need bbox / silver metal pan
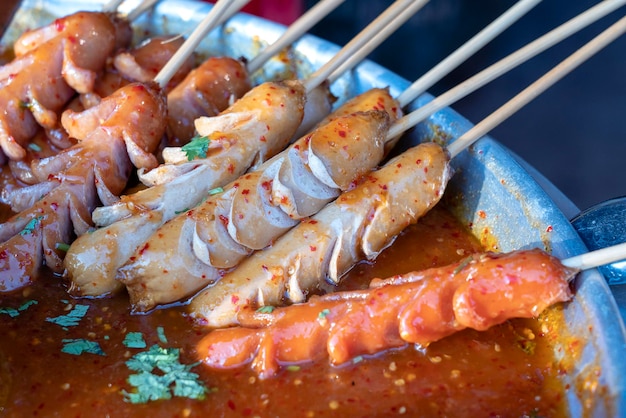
[3,0,626,415]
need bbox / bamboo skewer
[102,0,125,12]
[396,0,541,107]
[125,0,161,22]
[303,0,430,92]
[154,0,251,88]
[247,0,347,74]
[447,14,626,158]
[564,242,626,272]
[387,0,626,140]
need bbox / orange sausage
[196,249,575,378]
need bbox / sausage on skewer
[196,248,576,378]
[112,87,401,311]
[66,80,307,297]
[188,141,448,326]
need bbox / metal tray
[3,0,626,415]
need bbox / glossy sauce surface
[0,205,571,417]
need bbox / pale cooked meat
[188,142,452,327]
[117,108,394,312]
[65,80,307,297]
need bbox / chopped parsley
[28,143,42,152]
[46,304,89,329]
[157,326,168,344]
[256,305,275,314]
[61,339,105,356]
[181,135,210,160]
[286,365,301,372]
[55,242,70,252]
[20,216,43,235]
[123,332,147,349]
[0,300,38,318]
[208,187,224,196]
[121,345,208,404]
[318,308,331,319]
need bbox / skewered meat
[196,249,576,378]
[65,80,307,297]
[88,35,195,104]
[117,98,398,311]
[0,11,132,162]
[166,56,252,146]
[0,82,166,293]
[188,141,450,327]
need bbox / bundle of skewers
[1,0,625,380]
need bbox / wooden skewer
[302,0,430,93]
[324,0,431,85]
[102,0,125,12]
[396,0,541,108]
[563,242,626,271]
[386,0,626,140]
[246,0,347,74]
[154,0,251,88]
[447,14,626,158]
[125,0,161,22]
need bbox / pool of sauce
[0,205,572,417]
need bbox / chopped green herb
[121,345,208,404]
[123,332,147,349]
[181,135,210,160]
[318,308,331,319]
[286,365,301,372]
[208,187,223,196]
[28,143,42,152]
[174,208,190,215]
[55,242,70,252]
[0,307,19,318]
[0,300,37,318]
[157,326,168,344]
[46,304,89,329]
[256,305,275,314]
[20,216,43,235]
[19,300,38,311]
[61,339,105,356]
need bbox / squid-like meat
[0,11,132,162]
[1,34,191,206]
[117,93,400,312]
[188,142,450,327]
[65,80,306,297]
[196,249,576,378]
[0,82,166,293]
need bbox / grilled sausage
[196,249,576,378]
[65,80,306,297]
[117,107,395,311]
[188,142,451,327]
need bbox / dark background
[304,0,626,213]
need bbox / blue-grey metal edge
[4,0,626,415]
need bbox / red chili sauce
[0,205,573,417]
